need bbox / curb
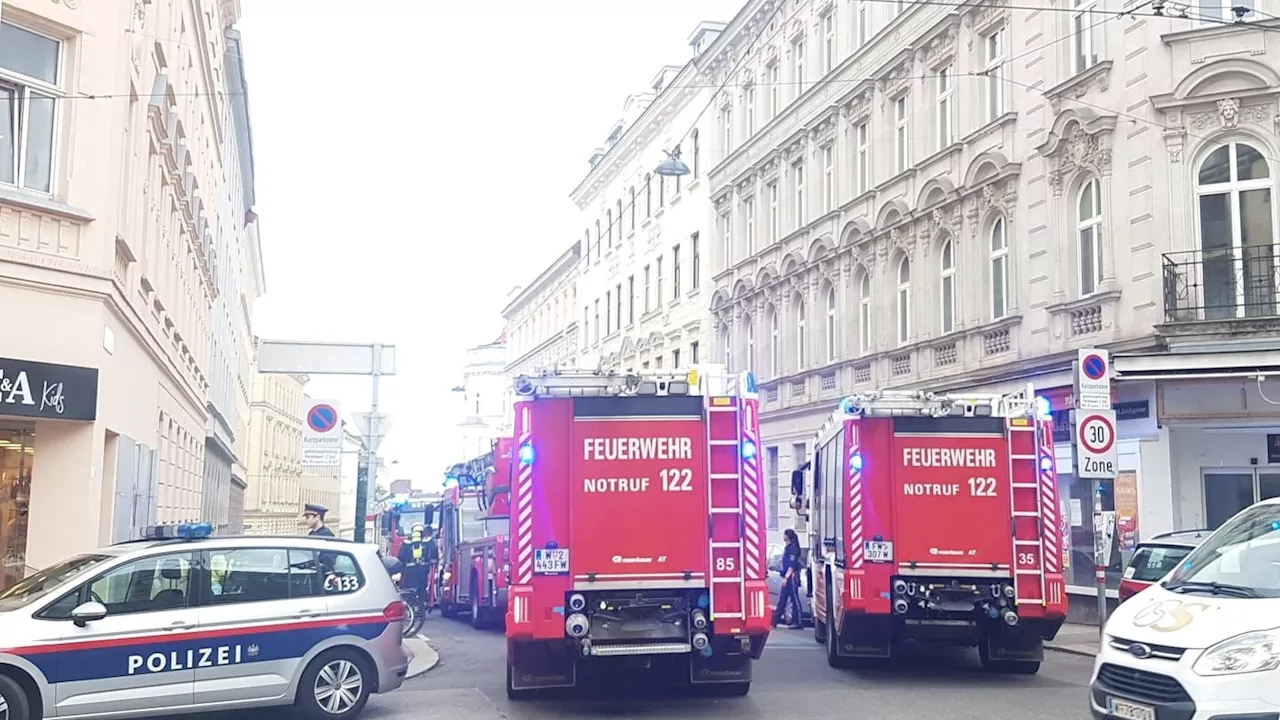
[1045,643,1098,659]
[405,636,440,678]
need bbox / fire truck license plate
[864,540,894,563]
[1106,698,1154,720]
[534,549,569,575]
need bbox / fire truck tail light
[518,442,535,466]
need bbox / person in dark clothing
[303,504,335,537]
[397,523,436,598]
[772,529,805,629]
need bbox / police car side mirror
[71,601,107,627]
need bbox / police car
[0,523,410,720]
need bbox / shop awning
[1115,348,1280,381]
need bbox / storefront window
[0,429,33,592]
[1062,468,1124,590]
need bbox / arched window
[796,297,808,368]
[629,187,636,229]
[1197,141,1274,319]
[744,315,755,372]
[606,210,614,247]
[617,199,624,235]
[825,287,838,361]
[769,307,780,376]
[896,257,911,346]
[644,174,653,217]
[858,274,872,355]
[721,325,732,371]
[1077,179,1103,296]
[940,239,956,334]
[990,218,1008,320]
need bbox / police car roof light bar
[513,365,757,400]
[139,522,215,541]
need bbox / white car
[1090,498,1280,720]
[0,524,410,720]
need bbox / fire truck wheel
[823,589,854,669]
[470,578,486,629]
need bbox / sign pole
[1074,348,1118,636]
[353,344,383,545]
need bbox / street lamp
[654,148,690,177]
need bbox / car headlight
[1193,631,1280,676]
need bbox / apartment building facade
[702,0,1280,605]
[501,241,581,415]
[0,0,241,575]
[573,23,728,375]
[453,337,508,462]
[244,370,307,535]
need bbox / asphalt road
[339,617,1097,720]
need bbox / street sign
[1077,410,1118,479]
[303,400,344,467]
[1075,348,1112,411]
[353,412,393,454]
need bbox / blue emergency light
[850,452,864,472]
[1040,456,1055,473]
[518,442,535,465]
[443,475,460,489]
[139,523,213,541]
[741,439,757,461]
[1034,395,1052,419]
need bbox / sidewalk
[1046,623,1103,657]
[405,635,440,678]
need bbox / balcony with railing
[1162,246,1280,336]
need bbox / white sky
[238,0,743,489]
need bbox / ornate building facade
[700,0,1280,606]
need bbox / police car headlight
[1193,631,1280,676]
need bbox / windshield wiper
[1162,580,1259,598]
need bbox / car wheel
[296,649,372,720]
[0,674,32,720]
[471,577,486,629]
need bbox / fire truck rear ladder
[1007,414,1048,606]
[706,395,746,621]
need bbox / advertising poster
[1115,470,1140,551]
[1060,496,1072,569]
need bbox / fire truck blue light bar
[741,439,757,461]
[518,442,535,465]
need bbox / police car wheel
[297,650,372,719]
[0,673,32,720]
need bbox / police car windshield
[0,553,113,610]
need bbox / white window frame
[822,145,835,213]
[984,28,1006,123]
[857,1,869,47]
[1077,178,1104,297]
[793,39,807,95]
[746,317,755,372]
[990,217,1009,320]
[0,21,65,195]
[768,63,781,119]
[936,65,954,151]
[746,85,756,137]
[896,258,912,346]
[894,96,909,174]
[825,287,838,361]
[720,106,734,157]
[1194,141,1276,318]
[745,197,757,255]
[1195,0,1255,24]
[858,274,873,355]
[769,308,781,376]
[722,211,733,267]
[1071,0,1100,75]
[822,13,836,76]
[856,122,869,194]
[796,298,808,368]
[940,239,956,334]
[794,161,806,227]
[768,182,780,242]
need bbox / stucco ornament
[1218,98,1240,129]
[1046,121,1113,196]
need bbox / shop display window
[0,429,33,592]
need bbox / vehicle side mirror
[71,601,107,628]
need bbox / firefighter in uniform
[397,523,437,608]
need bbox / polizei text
[582,437,693,461]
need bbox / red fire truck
[503,368,771,699]
[375,492,439,558]
[436,438,512,629]
[794,385,1067,674]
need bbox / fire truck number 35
[660,468,694,492]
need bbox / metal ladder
[1006,417,1048,606]
[706,394,746,621]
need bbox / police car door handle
[163,620,193,631]
[294,609,318,619]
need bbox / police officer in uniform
[303,503,335,537]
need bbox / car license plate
[534,549,569,575]
[1106,697,1155,720]
[864,540,893,563]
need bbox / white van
[1090,498,1280,720]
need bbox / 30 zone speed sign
[1077,410,1118,479]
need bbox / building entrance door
[1203,469,1280,528]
